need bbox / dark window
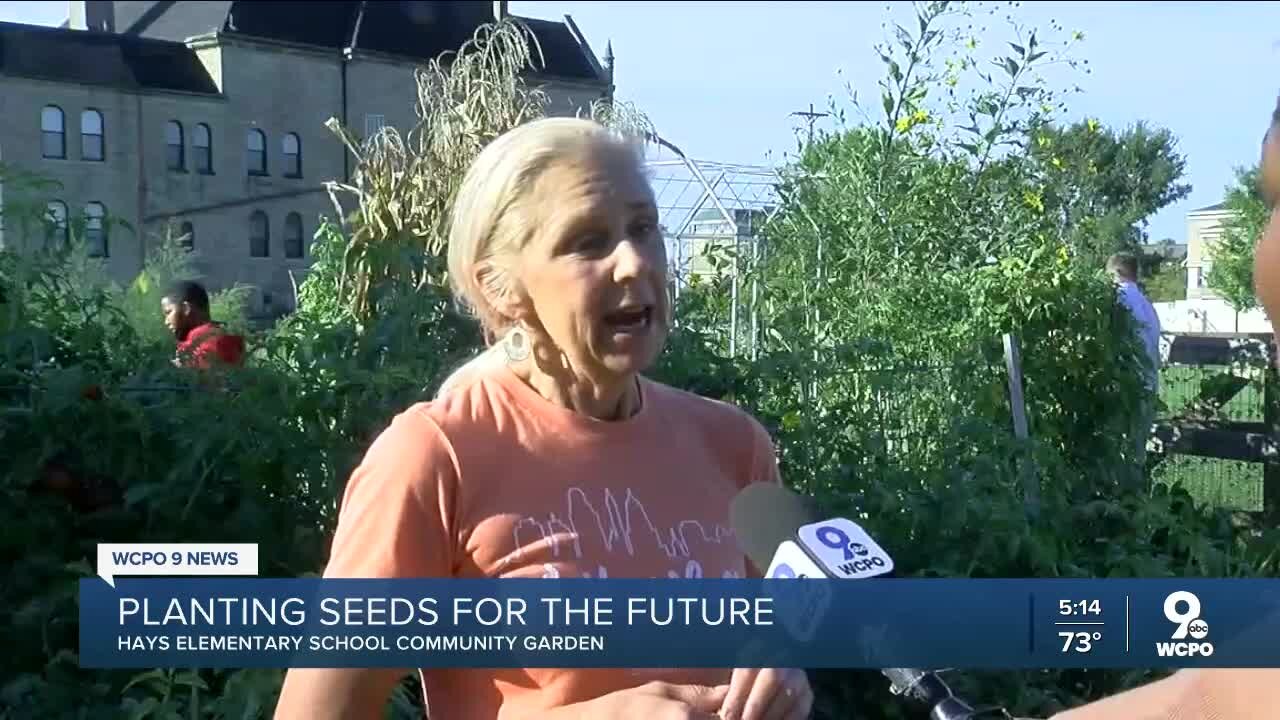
[166,120,184,171]
[250,211,269,257]
[194,123,212,173]
[85,202,107,257]
[284,212,304,258]
[41,106,65,159]
[283,133,301,177]
[247,128,267,175]
[179,221,194,251]
[46,200,68,248]
[80,109,104,161]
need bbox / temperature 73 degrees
[1060,631,1101,653]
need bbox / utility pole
[790,102,830,145]
[790,103,830,400]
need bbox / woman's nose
[611,238,657,280]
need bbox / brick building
[0,1,614,317]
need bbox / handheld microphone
[730,483,984,720]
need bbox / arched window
[46,200,68,248]
[246,128,267,175]
[85,202,107,257]
[81,109,104,161]
[284,212,304,258]
[283,133,301,177]
[41,106,65,159]
[179,221,194,251]
[249,210,269,257]
[166,120,184,170]
[193,123,212,174]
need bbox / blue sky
[3,1,1278,245]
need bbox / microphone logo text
[797,519,894,580]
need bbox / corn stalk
[321,18,658,331]
[322,19,550,325]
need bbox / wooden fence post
[1004,333,1039,520]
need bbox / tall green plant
[755,1,1150,451]
[1207,166,1271,314]
[313,19,551,329]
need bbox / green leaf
[123,669,168,695]
[895,24,914,51]
[1003,57,1020,78]
[124,483,164,507]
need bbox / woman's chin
[595,343,663,377]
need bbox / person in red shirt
[160,280,246,369]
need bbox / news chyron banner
[83,543,1280,669]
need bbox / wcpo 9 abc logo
[1156,590,1213,658]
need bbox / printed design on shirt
[505,486,743,579]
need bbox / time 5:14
[1059,600,1101,616]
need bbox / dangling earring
[502,323,531,363]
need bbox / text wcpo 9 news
[80,544,1280,670]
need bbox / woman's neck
[516,360,641,421]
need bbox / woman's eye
[629,220,657,239]
[576,233,610,252]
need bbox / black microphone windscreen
[729,482,821,572]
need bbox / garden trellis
[644,138,789,360]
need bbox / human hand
[576,680,730,720]
[718,668,812,720]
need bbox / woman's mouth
[604,305,653,333]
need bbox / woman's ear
[473,259,529,324]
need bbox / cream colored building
[675,207,772,283]
[0,0,614,319]
[1183,201,1235,300]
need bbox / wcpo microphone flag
[730,483,990,720]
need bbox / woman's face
[510,142,669,381]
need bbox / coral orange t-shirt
[322,365,782,719]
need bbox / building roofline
[216,30,342,59]
[0,68,226,101]
[344,45,609,88]
[560,14,607,83]
[0,20,221,96]
[202,25,604,88]
[1189,201,1230,214]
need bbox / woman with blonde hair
[275,117,812,720]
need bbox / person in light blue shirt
[1107,252,1161,480]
